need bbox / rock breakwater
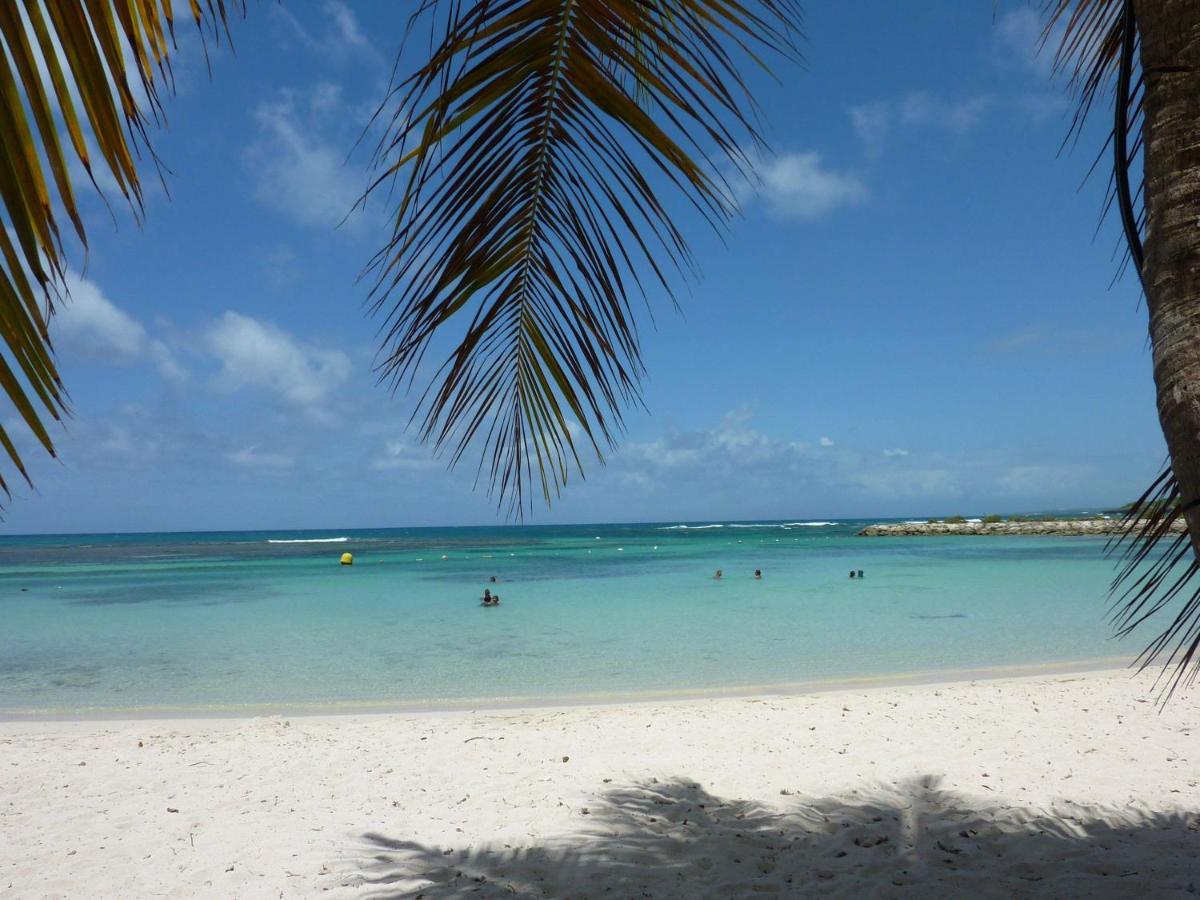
[857,518,1187,537]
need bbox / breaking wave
[266,537,350,544]
[660,521,837,531]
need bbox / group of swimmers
[713,568,865,580]
[484,566,863,605]
[713,569,764,580]
[481,574,502,607]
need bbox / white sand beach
[2,669,1198,898]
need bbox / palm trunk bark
[1140,1,1200,551]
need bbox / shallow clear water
[0,521,1138,712]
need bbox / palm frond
[1046,0,1145,276]
[1103,462,1200,698]
[0,0,237,508]
[365,0,802,516]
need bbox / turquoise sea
[0,520,1140,715]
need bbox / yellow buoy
[340,552,354,566]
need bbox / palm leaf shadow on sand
[348,776,1198,897]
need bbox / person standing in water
[714,569,723,580]
[754,569,762,580]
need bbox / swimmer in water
[754,569,762,580]
[482,589,498,606]
[714,569,723,580]
[489,575,497,583]
[857,569,864,578]
[849,570,856,579]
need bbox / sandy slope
[2,670,1198,898]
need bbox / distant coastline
[858,517,1186,537]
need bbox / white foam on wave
[266,537,349,544]
[660,521,836,531]
[733,521,836,528]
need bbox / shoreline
[0,654,1138,724]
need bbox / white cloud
[614,409,964,505]
[245,87,365,230]
[849,102,890,159]
[204,312,351,410]
[899,92,994,135]
[323,1,370,51]
[54,272,186,382]
[226,446,294,470]
[997,8,1051,76]
[271,1,381,64]
[61,403,203,470]
[749,151,867,219]
[848,92,994,157]
[994,8,1072,121]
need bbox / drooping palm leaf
[1048,0,1200,694]
[365,0,801,515]
[0,0,236,506]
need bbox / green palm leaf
[366,0,801,515]
[0,0,235,506]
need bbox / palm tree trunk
[1140,1,1200,551]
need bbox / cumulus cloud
[245,86,366,230]
[746,151,867,219]
[204,312,351,411]
[54,273,186,382]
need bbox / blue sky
[0,1,1164,533]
